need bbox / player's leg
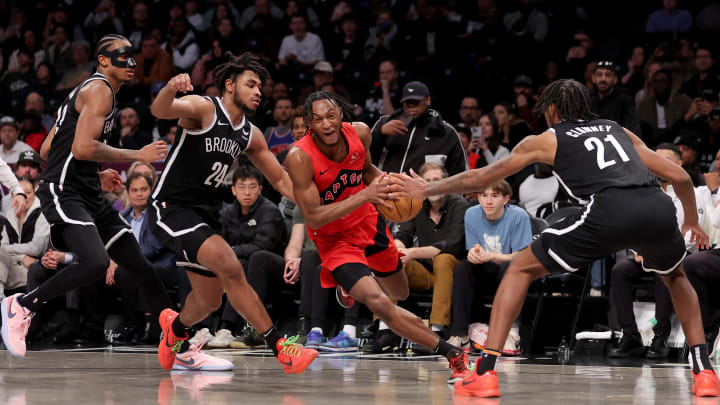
[2,224,109,357]
[196,235,317,374]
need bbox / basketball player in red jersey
[286,91,470,383]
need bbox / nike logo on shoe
[165,334,175,348]
[176,357,195,366]
[8,298,17,318]
[280,359,293,367]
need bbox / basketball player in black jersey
[1,34,171,358]
[390,79,719,398]
[149,52,317,373]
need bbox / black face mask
[98,46,136,69]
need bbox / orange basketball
[375,177,424,223]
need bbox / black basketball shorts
[531,186,687,275]
[37,182,132,252]
[147,200,220,277]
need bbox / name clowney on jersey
[295,122,376,236]
[550,118,657,204]
[41,73,117,199]
[152,96,253,210]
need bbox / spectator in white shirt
[0,117,32,164]
[277,14,324,69]
[477,113,509,166]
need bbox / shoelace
[16,312,34,334]
[450,353,469,372]
[280,335,303,357]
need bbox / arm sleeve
[3,214,50,257]
[233,205,286,258]
[509,210,533,252]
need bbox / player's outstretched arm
[286,147,393,229]
[150,73,213,128]
[388,131,556,199]
[72,82,168,163]
[246,128,295,203]
[626,128,709,248]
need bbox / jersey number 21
[584,135,630,170]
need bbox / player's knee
[388,283,409,301]
[365,293,394,319]
[85,253,111,275]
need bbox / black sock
[263,326,283,356]
[171,316,190,339]
[476,348,502,375]
[17,291,42,312]
[433,338,461,360]
[690,344,714,374]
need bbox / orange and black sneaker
[158,308,187,370]
[276,336,318,375]
[454,359,501,397]
[336,286,355,309]
[692,369,720,397]
[448,352,472,384]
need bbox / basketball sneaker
[207,329,234,348]
[692,369,720,397]
[447,352,473,384]
[159,309,188,370]
[454,361,501,397]
[336,286,355,309]
[229,326,265,349]
[276,336,318,374]
[1,293,33,358]
[319,331,359,352]
[189,328,214,346]
[305,330,324,349]
[173,339,234,371]
[447,336,471,353]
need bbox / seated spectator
[0,117,33,164]
[513,76,541,133]
[620,46,647,97]
[679,46,719,101]
[394,163,469,335]
[312,61,334,90]
[83,0,124,44]
[56,41,94,91]
[6,27,45,72]
[116,107,152,150]
[238,0,284,31]
[163,17,200,72]
[610,143,715,359]
[211,166,287,346]
[283,0,320,30]
[359,59,401,126]
[371,81,467,176]
[364,9,397,63]
[0,177,50,299]
[636,62,663,106]
[477,113,510,166]
[133,36,175,93]
[1,47,37,114]
[125,2,151,50]
[646,0,693,33]
[24,92,55,138]
[45,25,73,78]
[589,60,640,134]
[1,150,42,209]
[457,96,482,130]
[185,0,208,33]
[638,69,691,145]
[277,14,325,70]
[455,126,485,170]
[19,110,48,152]
[675,131,706,186]
[264,97,295,156]
[493,101,530,150]
[327,12,366,78]
[517,163,560,218]
[447,180,532,353]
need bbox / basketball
[375,177,424,223]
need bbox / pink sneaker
[172,338,234,371]
[1,294,33,358]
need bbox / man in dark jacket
[211,165,287,347]
[590,60,640,135]
[370,81,467,176]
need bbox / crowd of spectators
[1,0,720,356]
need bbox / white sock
[342,324,357,338]
[431,324,443,332]
[311,327,323,335]
[379,321,389,331]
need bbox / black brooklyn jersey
[152,96,253,209]
[550,119,657,203]
[42,73,117,197]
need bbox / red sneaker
[454,359,501,397]
[276,336,318,374]
[692,369,720,397]
[336,286,355,309]
[448,352,472,384]
[158,309,187,370]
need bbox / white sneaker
[207,329,233,348]
[189,328,214,346]
[503,329,521,356]
[447,335,470,352]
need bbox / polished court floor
[1,347,718,405]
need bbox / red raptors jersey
[296,122,376,236]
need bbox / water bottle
[558,336,570,364]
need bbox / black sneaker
[229,326,265,349]
[646,334,670,359]
[361,329,399,354]
[295,316,311,346]
[608,331,645,358]
[113,326,142,345]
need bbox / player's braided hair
[302,91,355,125]
[213,52,270,94]
[533,79,598,122]
[95,34,129,59]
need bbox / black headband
[98,46,136,69]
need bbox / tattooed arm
[389,131,557,198]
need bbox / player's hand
[682,222,710,250]
[168,73,193,93]
[106,260,118,286]
[381,120,408,136]
[283,257,301,284]
[138,141,168,162]
[11,193,27,218]
[364,173,395,208]
[386,169,427,199]
[99,168,123,192]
